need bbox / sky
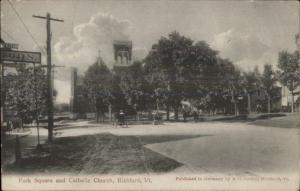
[1,0,299,103]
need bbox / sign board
[0,42,19,50]
[296,33,300,48]
[1,50,41,63]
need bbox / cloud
[211,29,271,70]
[132,46,148,61]
[54,12,131,73]
[235,52,277,72]
[53,12,150,103]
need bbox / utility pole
[1,55,4,135]
[33,13,63,143]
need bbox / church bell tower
[113,40,132,73]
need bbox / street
[4,115,298,177]
[2,1,299,190]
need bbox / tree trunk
[166,104,170,121]
[96,111,100,123]
[174,106,179,121]
[108,104,112,121]
[291,90,294,113]
[148,110,152,121]
[268,95,271,114]
[234,103,237,116]
[48,126,53,143]
[247,93,251,114]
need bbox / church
[112,40,133,75]
[69,40,134,119]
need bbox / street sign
[0,42,19,50]
[1,50,41,63]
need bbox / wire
[71,0,76,31]
[2,29,18,42]
[7,0,46,54]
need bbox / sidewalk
[201,112,291,122]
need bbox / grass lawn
[3,134,202,175]
[250,113,299,129]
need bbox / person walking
[193,110,198,122]
[119,110,127,128]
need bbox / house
[249,86,282,113]
[281,85,300,112]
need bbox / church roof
[113,40,132,46]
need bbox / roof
[113,40,132,47]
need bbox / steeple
[97,50,102,65]
[113,41,132,67]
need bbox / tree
[229,68,243,115]
[144,31,228,119]
[210,58,244,115]
[119,61,153,114]
[241,70,260,113]
[182,41,219,113]
[144,59,171,119]
[278,51,300,112]
[144,30,258,117]
[261,64,277,113]
[83,59,113,122]
[4,64,47,126]
[144,31,194,120]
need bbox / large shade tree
[214,58,241,115]
[278,50,300,112]
[241,70,260,113]
[182,41,219,113]
[83,58,113,122]
[119,61,154,113]
[4,64,47,126]
[144,31,194,120]
[261,64,277,113]
[144,31,226,119]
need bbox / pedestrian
[119,110,127,128]
[193,110,198,122]
[183,111,187,122]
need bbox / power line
[33,13,64,143]
[2,29,18,42]
[7,0,46,54]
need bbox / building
[111,40,138,115]
[249,87,282,113]
[113,40,133,75]
[281,85,300,112]
[69,41,134,119]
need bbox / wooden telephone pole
[33,13,63,143]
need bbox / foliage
[278,51,300,93]
[241,71,259,94]
[261,64,279,113]
[118,61,154,112]
[144,31,226,117]
[4,64,47,124]
[261,64,277,96]
[83,59,113,121]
